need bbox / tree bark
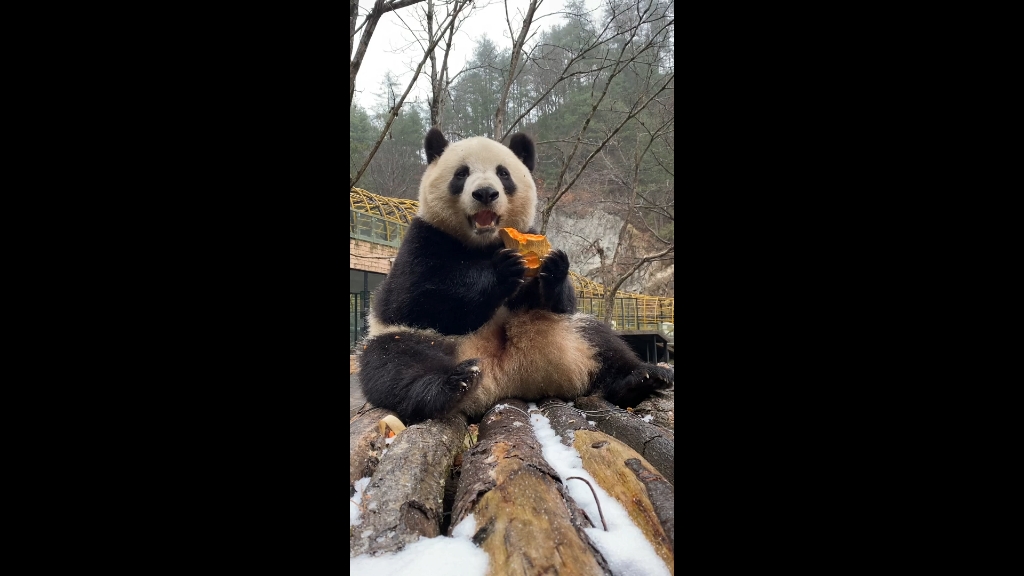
[574,395,675,486]
[633,387,675,431]
[624,457,674,551]
[350,414,468,557]
[349,406,394,494]
[450,400,611,576]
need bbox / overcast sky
[352,0,602,112]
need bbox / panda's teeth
[471,211,499,229]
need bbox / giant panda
[358,127,673,424]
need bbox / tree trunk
[349,406,394,493]
[494,0,538,139]
[537,398,674,559]
[350,414,468,557]
[624,457,675,551]
[450,400,612,575]
[633,387,675,431]
[573,429,674,571]
[349,0,358,60]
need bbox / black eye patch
[449,165,470,195]
[496,164,516,196]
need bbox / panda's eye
[497,167,510,179]
[455,167,469,179]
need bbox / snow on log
[350,414,468,557]
[573,395,675,486]
[537,398,674,560]
[451,400,611,576]
[536,398,600,446]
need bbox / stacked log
[573,395,675,486]
[444,400,612,574]
[350,414,468,557]
[538,399,674,562]
[350,390,676,572]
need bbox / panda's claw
[539,249,570,282]
[449,359,482,395]
[603,363,674,407]
[493,248,527,280]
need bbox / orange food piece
[499,228,551,278]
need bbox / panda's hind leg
[576,314,673,408]
[604,363,674,408]
[358,330,480,424]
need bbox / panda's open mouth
[469,210,500,232]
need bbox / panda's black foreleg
[578,315,674,408]
[537,249,577,314]
[505,249,576,313]
[358,332,480,424]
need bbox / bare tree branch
[540,71,673,234]
[495,0,542,138]
[351,0,470,187]
[350,0,429,108]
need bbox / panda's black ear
[508,132,536,172]
[425,127,449,164]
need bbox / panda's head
[417,127,537,248]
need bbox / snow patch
[642,414,653,423]
[451,513,477,539]
[350,514,488,576]
[350,477,371,526]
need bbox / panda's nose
[472,187,499,205]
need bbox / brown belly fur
[455,308,598,418]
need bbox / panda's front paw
[493,248,526,287]
[539,249,570,283]
[448,358,482,395]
